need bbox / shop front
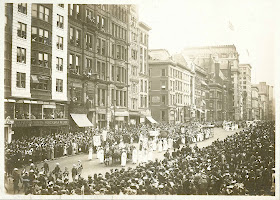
[12,119,69,140]
[4,99,69,140]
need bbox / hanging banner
[149,130,159,137]
[93,135,101,146]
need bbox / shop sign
[13,119,68,127]
[13,120,32,127]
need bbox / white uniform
[158,140,163,152]
[163,139,168,151]
[138,150,143,163]
[143,149,148,163]
[152,139,157,151]
[99,149,104,164]
[121,151,127,167]
[148,147,153,161]
[132,149,138,164]
[88,147,93,160]
[168,138,173,149]
[96,147,100,159]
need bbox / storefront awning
[70,114,93,127]
[146,116,158,124]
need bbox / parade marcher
[148,145,153,162]
[88,144,93,160]
[132,146,138,164]
[99,147,104,164]
[158,139,163,152]
[121,150,127,167]
[163,138,168,151]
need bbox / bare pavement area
[5,127,239,195]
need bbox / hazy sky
[138,0,276,86]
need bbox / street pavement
[5,127,239,194]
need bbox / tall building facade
[67,4,130,130]
[182,45,240,121]
[138,22,151,122]
[127,6,151,125]
[251,85,260,120]
[256,82,274,120]
[4,3,69,142]
[239,64,252,120]
[149,49,195,123]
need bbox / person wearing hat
[132,146,138,164]
[12,168,22,194]
[22,171,30,194]
[42,159,49,174]
[72,164,78,181]
[53,163,61,181]
[77,160,83,176]
[88,143,93,160]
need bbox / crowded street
[6,120,274,195]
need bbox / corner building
[4,3,69,142]
[149,49,195,123]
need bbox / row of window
[32,4,50,23]
[32,26,51,45]
[31,51,50,68]
[112,44,128,61]
[111,5,127,23]
[16,72,63,93]
[32,26,64,50]
[111,89,127,107]
[140,95,148,108]
[112,23,127,40]
[140,79,148,93]
[5,102,65,120]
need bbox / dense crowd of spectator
[8,121,275,195]
[5,122,212,174]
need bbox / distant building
[256,82,274,120]
[149,49,195,123]
[239,64,252,120]
[182,45,237,121]
[251,85,260,120]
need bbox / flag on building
[228,21,234,31]
[246,49,250,56]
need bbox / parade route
[5,127,239,195]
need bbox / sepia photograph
[1,0,278,199]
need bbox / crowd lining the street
[6,121,275,195]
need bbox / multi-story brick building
[4,3,69,142]
[138,22,151,123]
[149,49,195,123]
[67,4,130,130]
